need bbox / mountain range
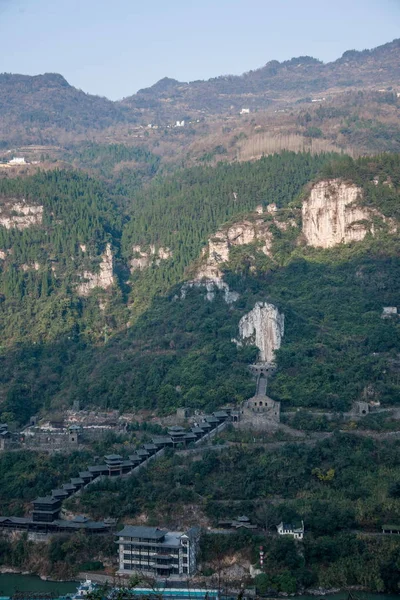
[1,38,400,147]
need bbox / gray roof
[168,426,185,432]
[33,496,60,505]
[137,449,150,456]
[118,525,167,539]
[213,411,229,418]
[152,436,173,444]
[205,416,219,423]
[62,483,76,490]
[129,454,141,462]
[52,489,69,497]
[70,478,85,485]
[88,464,108,473]
[143,444,158,451]
[54,519,109,530]
[105,454,123,461]
[79,471,93,478]
[0,516,32,524]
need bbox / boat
[71,581,97,600]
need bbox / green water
[0,576,399,600]
[0,574,77,597]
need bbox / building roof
[33,496,60,505]
[88,464,108,473]
[70,478,85,485]
[105,454,123,461]
[205,416,219,424]
[168,426,185,432]
[117,525,167,540]
[382,524,400,530]
[129,454,141,462]
[143,444,158,451]
[54,519,109,530]
[52,489,69,497]
[137,449,150,456]
[79,471,93,478]
[0,516,32,524]
[152,436,173,445]
[62,483,76,491]
[213,411,229,418]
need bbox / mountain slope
[1,38,400,148]
[1,153,400,426]
[122,39,400,116]
[0,73,137,146]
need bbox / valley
[1,35,400,597]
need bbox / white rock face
[196,219,274,282]
[0,250,6,260]
[302,180,396,248]
[20,262,40,272]
[77,243,114,296]
[131,245,172,271]
[181,279,240,304]
[0,200,43,230]
[236,302,284,362]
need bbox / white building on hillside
[9,157,26,165]
[277,521,304,540]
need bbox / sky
[0,0,399,100]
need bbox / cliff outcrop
[302,179,396,248]
[0,200,43,230]
[77,244,114,296]
[130,245,172,271]
[235,302,284,362]
[195,218,274,282]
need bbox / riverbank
[0,573,78,596]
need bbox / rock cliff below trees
[235,302,284,362]
[77,244,114,296]
[0,200,43,230]
[302,179,396,248]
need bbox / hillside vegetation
[0,153,400,426]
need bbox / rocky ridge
[77,244,115,296]
[130,245,172,271]
[302,180,397,248]
[0,200,43,230]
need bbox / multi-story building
[117,525,199,578]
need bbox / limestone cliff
[77,243,114,296]
[195,218,274,282]
[302,179,396,248]
[0,200,43,230]
[131,245,172,271]
[235,302,284,363]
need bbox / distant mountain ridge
[1,38,400,145]
[122,38,400,115]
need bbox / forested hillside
[0,153,400,426]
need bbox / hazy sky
[1,0,399,100]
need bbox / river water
[0,574,78,597]
[0,575,399,600]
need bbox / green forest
[0,152,400,425]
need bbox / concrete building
[117,525,199,578]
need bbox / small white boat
[72,580,97,600]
